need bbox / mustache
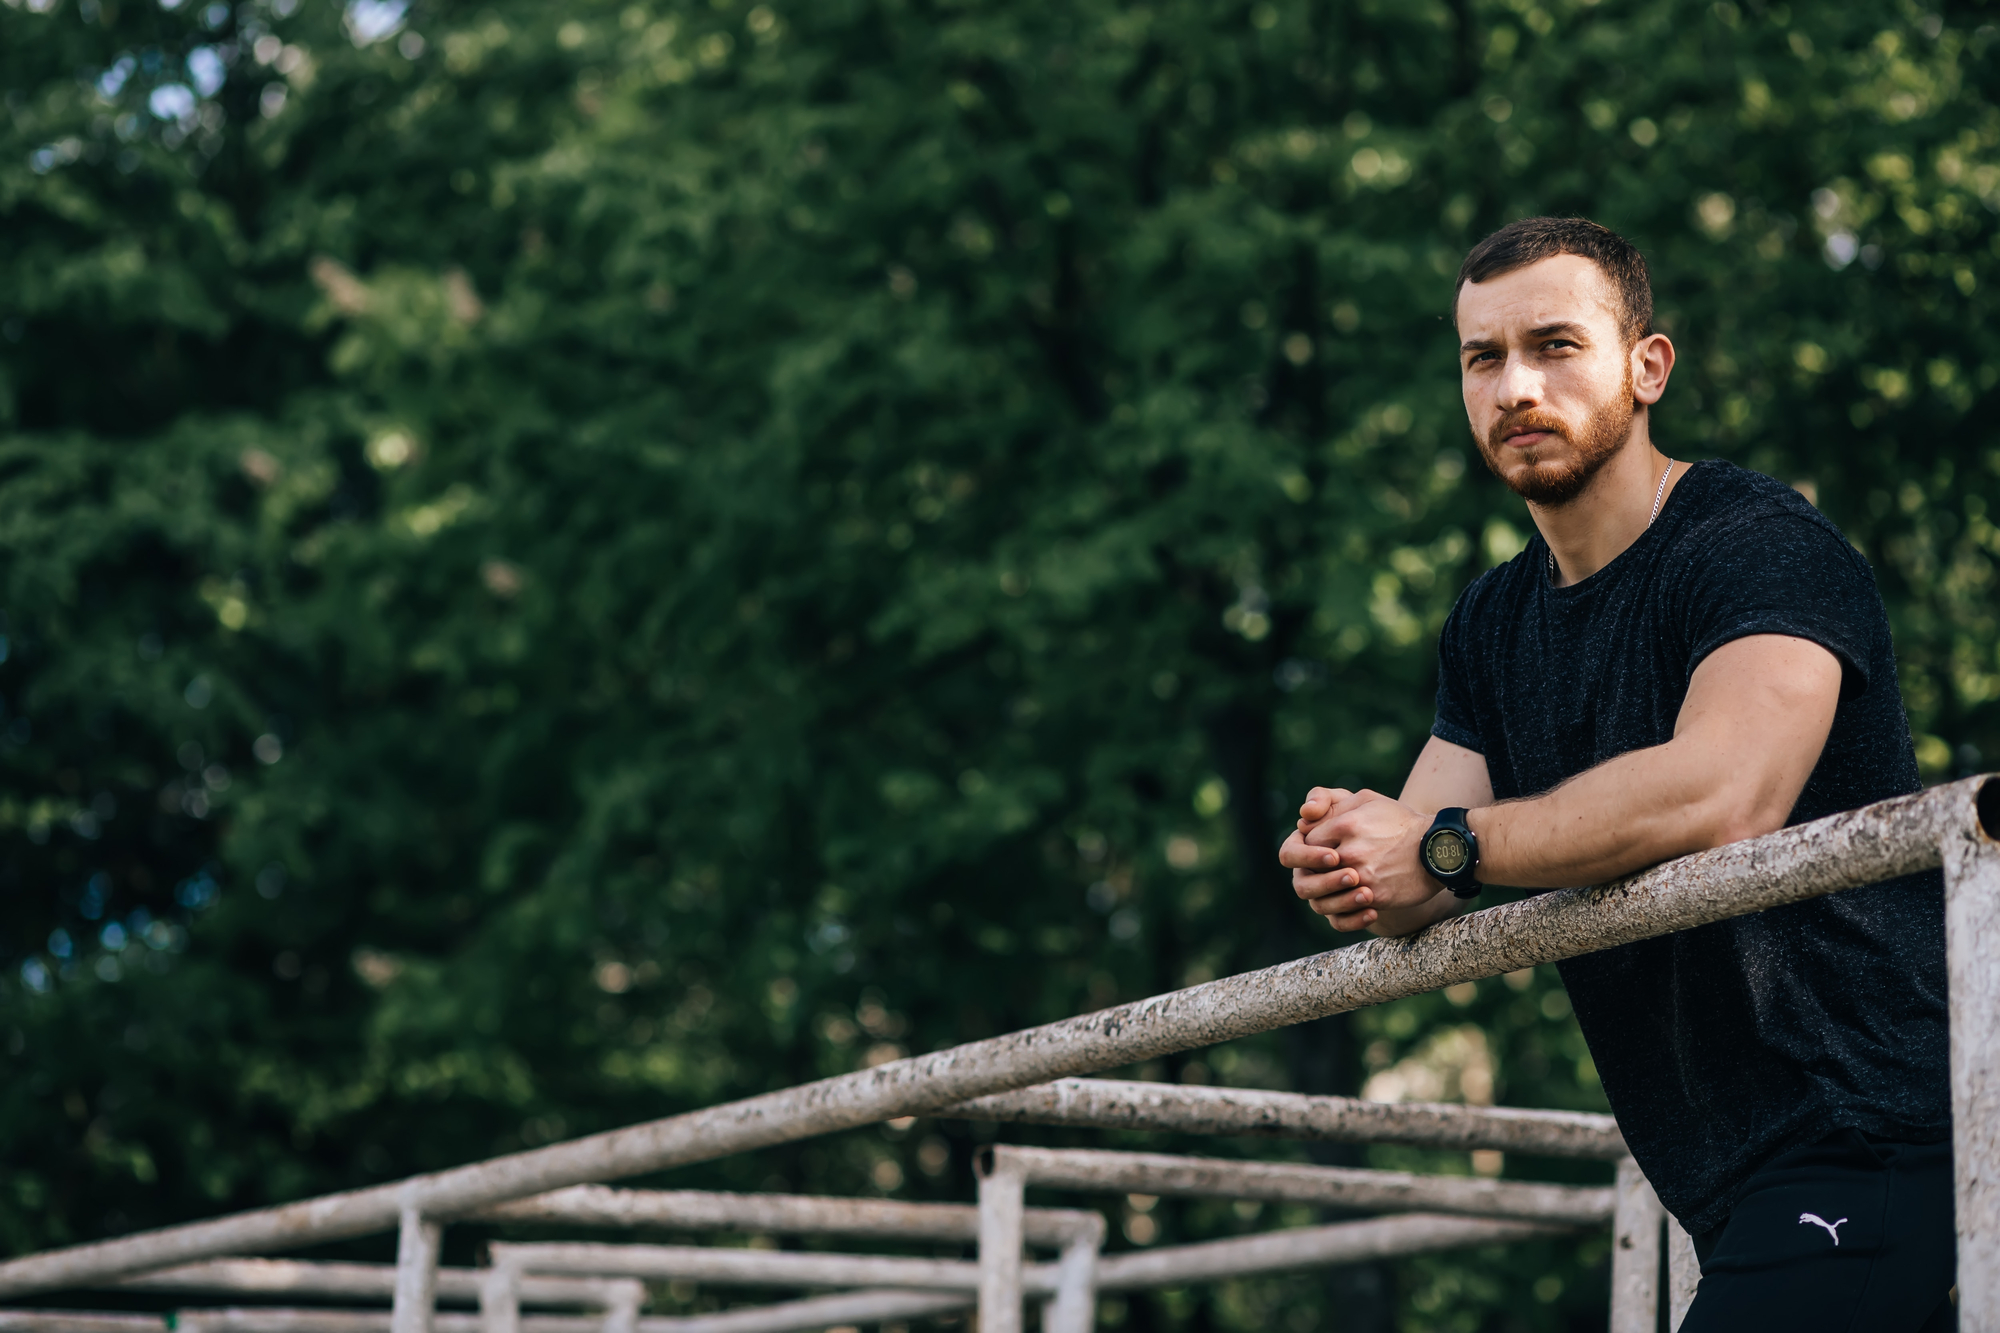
[1485,410,1571,452]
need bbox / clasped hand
[1277,787,1440,933]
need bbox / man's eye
[1542,340,1576,351]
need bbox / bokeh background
[2,0,1996,1328]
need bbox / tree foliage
[1,0,1996,1327]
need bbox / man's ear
[1632,333,1675,406]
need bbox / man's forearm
[1468,737,1789,889]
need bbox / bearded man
[1280,217,1954,1327]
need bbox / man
[1279,218,1953,1327]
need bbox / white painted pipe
[478,1261,519,1333]
[75,1314,607,1333]
[600,1285,640,1333]
[1607,1159,1663,1333]
[1093,1213,1563,1289]
[472,1186,1098,1246]
[487,1242,1059,1295]
[631,1290,969,1333]
[390,1210,439,1333]
[107,1261,626,1309]
[1666,1219,1699,1329]
[987,1145,1614,1224]
[945,1078,1627,1159]
[1043,1224,1103,1333]
[1944,783,2000,1329]
[975,1150,1028,1333]
[3,779,1978,1301]
[0,1316,166,1333]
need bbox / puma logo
[1798,1213,1848,1245]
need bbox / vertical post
[391,1206,441,1333]
[1608,1158,1663,1333]
[1044,1214,1105,1333]
[978,1146,1028,1333]
[602,1279,644,1333]
[1666,1217,1699,1331]
[479,1252,521,1333]
[1945,779,2000,1328]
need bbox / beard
[1473,371,1636,506]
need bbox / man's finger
[1327,907,1379,932]
[1298,786,1354,821]
[1292,867,1350,899]
[1279,836,1342,872]
[1298,874,1368,906]
[1300,817,1348,848]
[1325,787,1388,818]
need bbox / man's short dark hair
[1454,217,1654,345]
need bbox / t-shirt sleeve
[1679,512,1880,700]
[1431,595,1485,753]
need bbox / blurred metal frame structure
[970,1145,1620,1333]
[102,1259,638,1311]
[0,777,1990,1333]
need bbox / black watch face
[1426,829,1470,876]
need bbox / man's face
[1455,254,1639,506]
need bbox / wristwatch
[1420,808,1482,899]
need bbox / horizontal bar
[106,1263,627,1309]
[640,1289,971,1333]
[0,1293,995,1333]
[1,778,1979,1299]
[0,1303,959,1333]
[1095,1213,1566,1289]
[473,1186,1099,1246]
[489,1243,1059,1296]
[184,1317,608,1333]
[987,1147,1612,1225]
[943,1078,1626,1159]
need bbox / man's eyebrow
[1460,321,1593,353]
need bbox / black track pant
[1681,1130,1956,1332]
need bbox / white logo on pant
[1798,1213,1848,1245]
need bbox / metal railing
[0,775,1991,1332]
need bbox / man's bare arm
[1280,633,1844,933]
[1475,633,1843,885]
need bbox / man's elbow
[1701,793,1794,850]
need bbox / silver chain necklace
[1547,460,1676,582]
[1648,458,1676,525]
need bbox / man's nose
[1494,353,1543,410]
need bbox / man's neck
[1529,419,1678,587]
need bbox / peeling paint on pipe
[472,1187,1097,1247]
[943,1078,1625,1158]
[1093,1213,1563,1289]
[986,1147,1613,1225]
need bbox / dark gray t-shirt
[1432,460,1949,1232]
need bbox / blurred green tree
[0,0,1995,1328]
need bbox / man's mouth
[1502,428,1556,447]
